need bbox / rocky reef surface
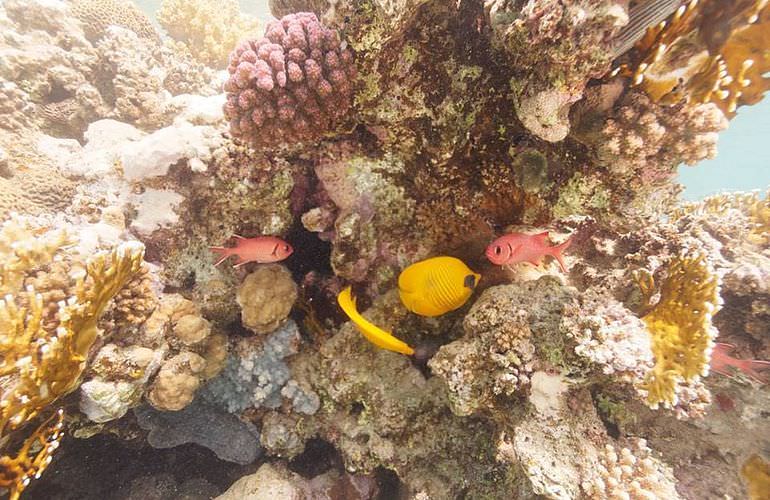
[1,0,769,499]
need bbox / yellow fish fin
[337,286,415,356]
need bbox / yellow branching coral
[612,0,770,116]
[0,240,145,434]
[157,0,260,68]
[636,253,721,408]
[0,214,146,492]
[0,409,64,500]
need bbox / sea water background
[136,0,770,201]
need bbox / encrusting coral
[157,0,260,68]
[223,12,356,148]
[635,253,721,409]
[487,0,629,141]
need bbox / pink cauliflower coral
[223,12,355,148]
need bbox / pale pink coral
[223,12,356,148]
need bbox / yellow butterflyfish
[398,256,481,317]
[337,286,415,356]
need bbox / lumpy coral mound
[223,12,356,149]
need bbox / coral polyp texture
[223,12,355,148]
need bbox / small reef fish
[485,231,571,273]
[398,256,481,317]
[337,286,415,356]
[711,343,770,383]
[210,235,293,267]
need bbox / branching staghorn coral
[0,409,64,500]
[0,215,145,491]
[613,0,770,116]
[635,252,721,409]
[157,0,260,68]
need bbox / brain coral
[223,12,356,149]
[69,0,160,42]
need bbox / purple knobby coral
[223,12,355,148]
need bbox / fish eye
[494,246,501,255]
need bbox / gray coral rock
[133,398,262,465]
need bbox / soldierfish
[210,235,293,267]
[485,231,572,273]
[711,343,770,383]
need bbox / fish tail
[209,246,231,267]
[738,359,770,384]
[550,237,572,273]
[338,287,415,356]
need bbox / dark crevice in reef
[288,437,339,478]
[25,433,257,500]
[284,224,333,282]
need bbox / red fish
[710,343,770,383]
[485,231,572,272]
[210,235,293,267]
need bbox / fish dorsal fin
[533,231,550,243]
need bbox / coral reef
[203,321,304,414]
[157,0,260,68]
[2,0,769,498]
[616,0,770,116]
[223,12,356,148]
[236,265,298,334]
[583,438,681,499]
[68,0,160,43]
[134,399,261,465]
[487,0,629,141]
[636,253,721,409]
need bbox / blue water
[677,98,770,200]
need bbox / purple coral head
[224,13,356,148]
